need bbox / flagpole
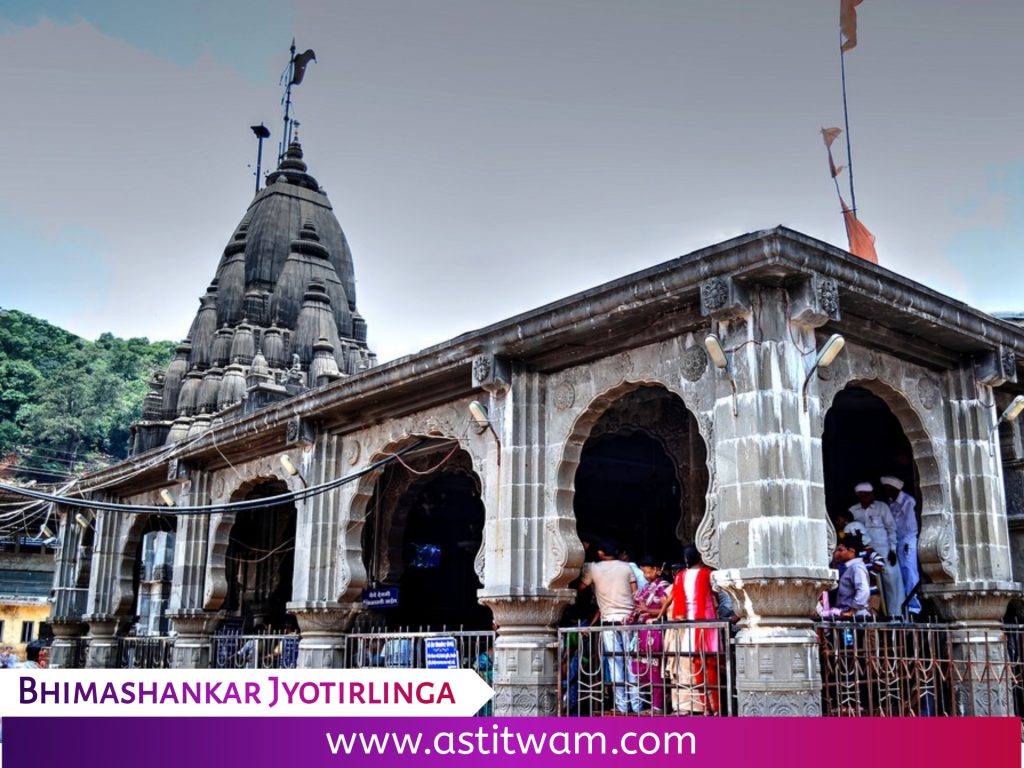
[839,32,857,216]
[280,40,296,164]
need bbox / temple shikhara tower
[133,140,376,454]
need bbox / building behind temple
[40,133,1024,717]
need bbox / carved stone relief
[553,381,575,410]
[681,345,708,383]
[818,278,840,316]
[701,277,730,311]
[917,376,939,410]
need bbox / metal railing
[558,622,733,717]
[210,632,300,669]
[345,629,495,715]
[817,621,1023,717]
[345,629,494,670]
[117,636,175,669]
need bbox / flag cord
[839,32,857,216]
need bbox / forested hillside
[0,309,175,481]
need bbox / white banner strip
[0,669,492,718]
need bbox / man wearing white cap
[850,482,904,617]
[880,476,921,615]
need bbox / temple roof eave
[93,226,1024,496]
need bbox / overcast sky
[1,1,1022,363]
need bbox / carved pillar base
[290,603,360,669]
[717,567,834,717]
[169,612,220,669]
[84,617,128,669]
[927,582,1019,716]
[48,620,87,669]
[480,592,572,716]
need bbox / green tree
[0,308,175,478]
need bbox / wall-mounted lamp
[469,400,491,433]
[468,399,502,465]
[74,510,94,529]
[159,489,176,507]
[802,333,846,411]
[988,394,1024,456]
[704,334,738,417]
[1000,395,1024,425]
[279,454,307,487]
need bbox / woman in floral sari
[627,556,671,714]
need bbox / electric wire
[0,438,436,516]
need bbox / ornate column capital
[288,602,362,669]
[289,603,361,637]
[716,567,835,624]
[924,582,1021,626]
[478,591,573,632]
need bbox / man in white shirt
[850,482,904,617]
[880,475,922,615]
[579,541,638,714]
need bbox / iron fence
[116,636,175,669]
[817,621,1024,717]
[210,632,300,669]
[344,629,495,715]
[558,621,733,717]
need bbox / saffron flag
[291,49,317,85]
[840,0,864,53]
[840,196,878,264]
[821,127,845,178]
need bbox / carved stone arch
[824,376,955,583]
[204,473,298,612]
[111,511,176,618]
[347,432,487,604]
[551,378,715,588]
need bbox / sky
[1,1,1022,363]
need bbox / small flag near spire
[840,0,864,53]
[821,127,845,178]
[840,196,878,264]
[291,49,317,85]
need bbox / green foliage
[0,309,175,479]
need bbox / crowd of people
[825,476,921,619]
[568,539,736,716]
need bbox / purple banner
[5,716,1019,767]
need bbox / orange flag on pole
[840,0,864,53]
[840,196,878,264]
[821,127,845,178]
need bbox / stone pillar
[703,278,835,716]
[722,572,829,715]
[169,612,219,669]
[920,368,1022,715]
[292,606,359,668]
[48,620,87,669]
[931,586,1016,716]
[481,597,568,716]
[475,363,576,716]
[84,617,124,668]
[286,434,365,669]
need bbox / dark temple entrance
[363,445,489,630]
[573,385,708,567]
[822,385,918,517]
[224,479,297,631]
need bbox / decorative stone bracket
[976,347,1018,387]
[471,353,512,393]
[286,415,317,446]
[699,275,750,320]
[787,274,841,328]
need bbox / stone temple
[43,137,1024,717]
